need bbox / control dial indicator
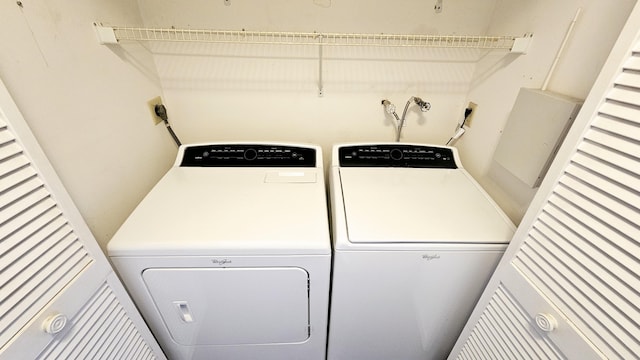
[390,148,404,161]
[243,148,258,161]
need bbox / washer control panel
[181,144,316,167]
[338,144,457,168]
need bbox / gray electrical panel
[494,88,582,188]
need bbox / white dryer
[108,143,331,360]
[327,143,515,360]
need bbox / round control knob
[535,313,558,332]
[243,148,258,161]
[42,313,68,334]
[390,148,403,161]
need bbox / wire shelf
[104,25,518,49]
[94,24,531,97]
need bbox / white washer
[108,143,331,360]
[327,143,515,360]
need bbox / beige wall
[457,0,636,223]
[137,0,500,167]
[137,0,635,224]
[0,0,635,254]
[0,0,176,250]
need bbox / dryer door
[142,267,310,346]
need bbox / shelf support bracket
[510,33,533,54]
[93,23,117,45]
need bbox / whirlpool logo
[211,258,232,266]
[422,254,441,261]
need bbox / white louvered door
[0,78,165,359]
[449,5,640,360]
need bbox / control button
[243,148,258,160]
[390,148,403,160]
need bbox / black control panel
[338,144,457,168]
[180,144,316,167]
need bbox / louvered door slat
[68,295,120,359]
[622,55,640,71]
[579,141,639,177]
[0,128,15,145]
[598,101,640,123]
[0,152,28,177]
[535,214,640,326]
[0,187,51,225]
[583,128,640,160]
[600,101,640,123]
[548,221,639,313]
[555,182,638,241]
[548,193,636,256]
[0,194,59,246]
[607,87,640,106]
[559,175,637,227]
[109,325,138,360]
[1,221,72,290]
[490,294,539,359]
[0,142,21,162]
[0,157,35,189]
[572,152,640,192]
[478,306,512,359]
[565,163,640,209]
[0,206,63,255]
[539,193,639,290]
[78,292,123,359]
[615,72,640,88]
[2,234,89,316]
[0,177,44,222]
[592,113,640,134]
[481,308,514,358]
[37,282,157,360]
[91,311,129,359]
[542,202,638,282]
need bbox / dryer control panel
[181,144,316,167]
[338,144,457,168]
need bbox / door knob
[42,313,68,334]
[535,313,558,332]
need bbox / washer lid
[339,167,514,244]
[108,167,330,256]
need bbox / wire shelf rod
[99,25,520,50]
